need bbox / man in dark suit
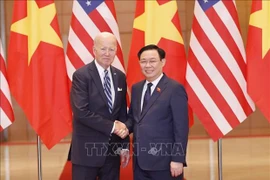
[70,32,130,180]
[125,44,189,180]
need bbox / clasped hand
[113,120,129,139]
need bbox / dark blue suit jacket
[126,74,189,171]
[70,61,129,167]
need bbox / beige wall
[1,0,269,142]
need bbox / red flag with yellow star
[7,0,72,149]
[126,0,193,127]
[246,0,270,122]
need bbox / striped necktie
[104,70,113,113]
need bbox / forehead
[140,49,159,59]
[96,36,116,47]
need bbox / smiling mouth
[145,70,153,74]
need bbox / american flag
[0,38,14,131]
[66,0,125,80]
[185,0,255,140]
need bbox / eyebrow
[140,57,158,60]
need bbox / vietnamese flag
[126,0,193,127]
[246,0,270,122]
[7,0,72,149]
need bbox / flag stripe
[211,4,246,75]
[89,9,112,33]
[219,2,245,60]
[65,55,76,81]
[0,72,13,105]
[97,2,122,47]
[71,13,94,54]
[0,91,14,121]
[68,27,94,64]
[184,85,225,140]
[0,108,12,129]
[0,55,7,75]
[66,43,86,69]
[222,1,240,32]
[186,64,232,135]
[0,39,14,131]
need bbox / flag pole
[37,136,42,180]
[0,0,5,44]
[218,139,223,180]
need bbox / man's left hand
[170,161,183,177]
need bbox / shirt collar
[145,73,164,87]
[94,60,111,75]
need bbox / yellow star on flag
[133,0,183,45]
[249,1,270,58]
[11,0,63,65]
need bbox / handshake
[113,120,129,139]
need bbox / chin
[145,75,154,80]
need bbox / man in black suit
[70,32,130,180]
[125,45,189,180]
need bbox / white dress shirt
[95,60,115,107]
[141,73,164,111]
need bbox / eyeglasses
[139,60,160,66]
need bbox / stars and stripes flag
[0,38,14,131]
[65,0,125,81]
[185,0,255,140]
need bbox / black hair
[137,44,166,60]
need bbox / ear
[161,58,166,67]
[93,46,96,56]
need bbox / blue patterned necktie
[104,70,113,113]
[142,82,153,110]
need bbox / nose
[104,49,110,56]
[145,61,151,67]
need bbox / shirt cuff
[111,122,116,134]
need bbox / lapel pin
[157,87,161,92]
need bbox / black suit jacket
[126,75,189,171]
[71,61,129,167]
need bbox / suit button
[109,138,111,141]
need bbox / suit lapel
[135,81,145,122]
[140,75,168,121]
[88,62,108,107]
[110,66,118,111]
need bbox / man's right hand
[113,120,129,139]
